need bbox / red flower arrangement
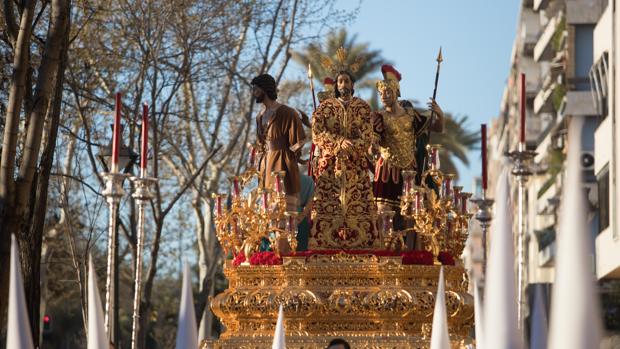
[288,249,399,258]
[438,251,455,265]
[401,250,434,265]
[249,251,282,266]
[232,253,246,266]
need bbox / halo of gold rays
[320,47,364,77]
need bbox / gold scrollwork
[210,257,474,348]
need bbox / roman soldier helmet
[317,77,335,102]
[376,64,402,97]
[324,77,335,90]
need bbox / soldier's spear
[307,64,317,177]
[432,47,443,106]
[421,47,443,176]
[308,63,317,111]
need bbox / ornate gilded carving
[208,256,474,348]
[377,109,417,169]
[364,289,414,317]
[399,145,474,262]
[212,170,298,262]
[279,288,322,316]
[310,97,379,249]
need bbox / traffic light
[42,314,52,335]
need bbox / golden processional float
[204,144,475,349]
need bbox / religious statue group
[250,48,444,251]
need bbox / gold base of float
[205,253,474,349]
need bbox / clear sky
[327,0,521,190]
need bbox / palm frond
[292,29,480,180]
[429,113,480,176]
[292,27,384,84]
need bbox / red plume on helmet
[381,64,402,82]
[318,77,336,102]
[378,64,402,97]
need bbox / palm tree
[294,29,479,180]
[292,28,385,92]
[404,98,479,179]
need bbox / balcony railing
[535,12,566,62]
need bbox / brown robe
[257,104,306,195]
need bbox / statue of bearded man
[252,73,306,212]
[309,70,380,250]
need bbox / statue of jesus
[309,64,379,250]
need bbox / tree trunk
[21,1,70,343]
[0,0,37,325]
[37,35,72,345]
[0,0,70,339]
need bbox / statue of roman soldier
[372,65,444,231]
[317,77,335,103]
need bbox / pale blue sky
[324,1,521,190]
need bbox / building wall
[595,0,620,279]
[485,0,615,337]
[486,0,620,338]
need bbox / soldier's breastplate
[380,113,415,169]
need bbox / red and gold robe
[309,97,379,249]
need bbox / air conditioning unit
[583,182,598,207]
[580,151,595,171]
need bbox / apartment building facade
[486,0,620,343]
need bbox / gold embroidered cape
[309,97,379,249]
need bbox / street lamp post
[507,142,536,336]
[470,194,494,280]
[129,175,156,349]
[98,130,138,346]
